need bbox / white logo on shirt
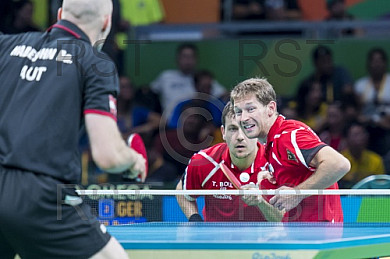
[109,95,117,117]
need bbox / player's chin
[234,151,250,159]
[243,129,259,139]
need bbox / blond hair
[230,78,276,106]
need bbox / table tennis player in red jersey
[176,102,284,222]
[231,78,351,222]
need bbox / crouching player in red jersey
[176,102,284,222]
[231,78,351,222]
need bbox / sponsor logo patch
[109,95,117,117]
[286,149,297,162]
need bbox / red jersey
[262,115,343,222]
[183,142,268,222]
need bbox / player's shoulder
[0,32,45,58]
[276,119,321,143]
[282,119,308,129]
[86,49,116,69]
[277,119,309,138]
[189,143,227,166]
[0,31,41,46]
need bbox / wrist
[290,186,310,200]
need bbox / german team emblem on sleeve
[286,149,297,162]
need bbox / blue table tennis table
[108,222,390,259]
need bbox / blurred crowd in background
[1,0,390,188]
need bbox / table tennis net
[75,189,390,226]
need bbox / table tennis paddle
[219,162,241,189]
[126,133,148,182]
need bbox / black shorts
[0,167,111,259]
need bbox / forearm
[241,184,283,222]
[297,147,350,190]
[297,167,341,191]
[256,200,284,222]
[86,114,141,173]
[102,144,141,173]
[177,197,199,219]
[176,181,199,219]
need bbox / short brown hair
[230,78,276,106]
[221,101,234,127]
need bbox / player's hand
[241,183,264,206]
[269,186,306,212]
[257,170,276,185]
[127,153,146,182]
[126,133,148,182]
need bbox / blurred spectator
[277,96,298,120]
[117,76,134,137]
[295,80,327,132]
[132,86,162,147]
[232,0,266,20]
[101,0,130,75]
[0,0,13,33]
[152,105,214,179]
[339,122,386,188]
[168,70,226,129]
[151,43,226,122]
[116,76,161,143]
[319,102,347,152]
[326,0,353,21]
[109,77,162,184]
[3,0,40,34]
[264,0,301,21]
[230,0,301,35]
[325,0,362,37]
[299,45,354,103]
[280,104,298,120]
[168,70,227,146]
[340,93,361,124]
[354,48,390,156]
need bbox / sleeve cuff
[84,109,117,122]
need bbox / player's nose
[236,129,245,140]
[240,110,250,122]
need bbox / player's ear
[267,101,277,117]
[57,8,62,21]
[102,14,111,32]
[221,125,226,141]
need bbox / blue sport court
[108,222,390,259]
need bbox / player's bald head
[62,0,112,25]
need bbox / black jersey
[0,20,119,183]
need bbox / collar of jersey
[47,20,90,43]
[266,115,285,147]
[222,142,264,174]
